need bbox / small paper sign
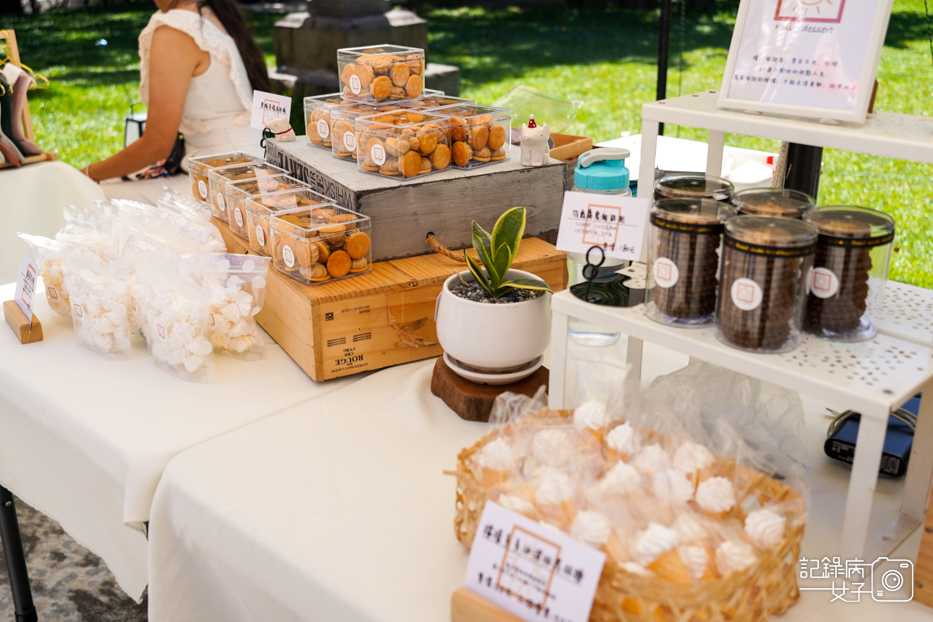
[250,91,292,130]
[464,502,605,622]
[15,252,38,323]
[555,192,649,262]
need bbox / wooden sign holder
[0,29,56,169]
[911,475,933,607]
[451,588,524,622]
[3,300,43,344]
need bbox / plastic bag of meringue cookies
[451,385,808,622]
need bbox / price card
[250,90,292,130]
[15,252,38,323]
[464,502,605,622]
[555,191,649,262]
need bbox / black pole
[657,0,672,136]
[0,485,38,622]
[782,143,823,200]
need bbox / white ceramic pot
[435,269,551,377]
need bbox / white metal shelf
[552,90,933,565]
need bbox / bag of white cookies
[18,233,71,318]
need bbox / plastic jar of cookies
[224,174,295,240]
[188,152,258,203]
[329,103,413,161]
[337,45,424,103]
[246,186,337,257]
[431,104,510,168]
[654,174,734,203]
[646,198,735,327]
[717,216,818,353]
[733,188,814,218]
[355,110,450,179]
[303,93,351,150]
[802,206,895,342]
[270,205,372,285]
[207,161,289,223]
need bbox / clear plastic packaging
[188,152,258,203]
[493,85,583,134]
[157,188,215,222]
[182,253,271,360]
[337,45,425,103]
[354,110,450,179]
[655,174,734,203]
[246,188,338,257]
[18,233,71,317]
[802,206,895,342]
[207,161,289,223]
[270,205,372,285]
[110,198,226,253]
[329,102,409,160]
[62,250,133,359]
[223,174,311,241]
[140,269,215,382]
[717,216,818,352]
[303,93,350,150]
[733,188,814,219]
[646,198,735,327]
[417,92,477,109]
[429,104,510,168]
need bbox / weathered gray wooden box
[264,139,567,262]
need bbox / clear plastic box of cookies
[207,161,289,222]
[270,204,372,285]
[429,104,510,168]
[354,110,450,179]
[188,152,258,203]
[337,45,424,103]
[225,175,315,241]
[329,102,402,161]
[246,186,337,257]
[303,93,353,150]
[416,92,477,109]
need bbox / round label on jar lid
[731,278,763,311]
[808,267,840,299]
[217,192,226,212]
[283,244,295,268]
[652,257,679,288]
[317,119,330,139]
[370,142,386,166]
[233,206,244,228]
[344,131,357,152]
[349,74,362,95]
[198,179,208,199]
[256,225,266,247]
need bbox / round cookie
[346,231,372,259]
[328,250,352,278]
[400,150,422,178]
[488,125,506,150]
[371,76,393,99]
[405,74,423,98]
[471,125,489,150]
[452,141,472,166]
[432,144,451,170]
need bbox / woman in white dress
[81,0,271,202]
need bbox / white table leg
[637,120,660,264]
[548,310,569,409]
[840,410,888,559]
[706,130,725,178]
[626,337,644,384]
[900,382,933,520]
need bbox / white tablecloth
[0,281,364,599]
[147,348,933,622]
[0,161,106,283]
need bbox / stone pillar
[271,0,461,108]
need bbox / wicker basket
[451,408,806,622]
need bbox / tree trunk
[0,0,24,15]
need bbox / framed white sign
[718,0,894,123]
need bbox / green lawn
[3,1,932,285]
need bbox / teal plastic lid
[574,148,630,192]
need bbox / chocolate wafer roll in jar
[802,206,895,341]
[717,216,817,353]
[654,174,734,203]
[733,188,814,219]
[646,198,735,327]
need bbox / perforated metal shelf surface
[642,91,933,164]
[551,289,933,420]
[877,280,933,346]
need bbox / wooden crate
[217,223,567,382]
[264,139,567,262]
[549,132,593,161]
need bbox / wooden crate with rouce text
[217,223,567,382]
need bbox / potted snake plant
[434,207,553,382]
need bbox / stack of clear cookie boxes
[428,104,511,169]
[224,174,312,241]
[355,110,452,178]
[206,161,289,223]
[270,204,372,285]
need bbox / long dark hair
[195,0,271,93]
